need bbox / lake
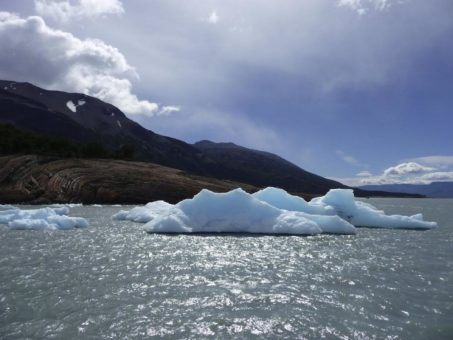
[1,198,452,339]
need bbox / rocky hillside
[0,155,257,204]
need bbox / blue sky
[1,0,452,185]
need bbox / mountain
[0,79,421,198]
[0,80,206,174]
[193,140,348,194]
[359,182,453,198]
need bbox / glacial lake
[1,198,452,339]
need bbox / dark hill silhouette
[360,182,453,198]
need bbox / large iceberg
[115,189,356,235]
[309,189,437,229]
[0,206,88,230]
[113,187,437,234]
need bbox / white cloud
[404,155,453,169]
[35,0,124,22]
[419,172,453,182]
[0,12,177,116]
[355,161,452,185]
[336,150,364,167]
[159,106,181,115]
[383,162,436,177]
[208,11,219,24]
[338,0,395,14]
[357,171,372,177]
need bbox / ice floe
[113,201,173,223]
[309,189,437,229]
[113,187,437,234]
[0,206,88,230]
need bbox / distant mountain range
[360,182,453,198]
[0,79,422,201]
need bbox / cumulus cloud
[419,172,453,182]
[0,12,176,116]
[35,0,124,22]
[404,156,453,170]
[383,162,436,177]
[355,161,453,185]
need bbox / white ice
[113,187,437,234]
[253,187,334,215]
[0,206,88,230]
[114,189,355,235]
[117,120,122,128]
[50,203,83,208]
[143,189,325,235]
[112,201,173,223]
[309,189,437,229]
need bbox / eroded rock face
[0,155,257,204]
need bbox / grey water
[0,198,452,339]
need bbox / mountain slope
[193,140,347,193]
[0,79,421,197]
[0,80,206,174]
[360,182,453,198]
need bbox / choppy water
[1,198,452,339]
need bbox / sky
[1,0,452,186]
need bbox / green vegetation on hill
[0,123,135,159]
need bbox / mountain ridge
[0,79,423,198]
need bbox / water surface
[1,198,452,339]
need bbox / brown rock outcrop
[0,155,257,204]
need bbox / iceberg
[112,201,173,223]
[309,189,437,229]
[111,189,355,235]
[143,189,326,235]
[0,206,88,230]
[114,187,437,234]
[253,187,334,215]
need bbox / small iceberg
[113,201,173,223]
[309,189,437,229]
[0,206,88,230]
